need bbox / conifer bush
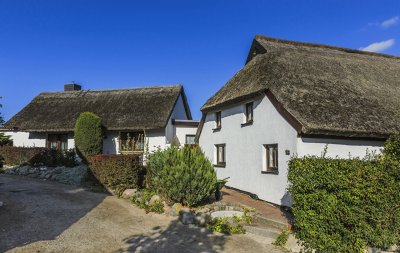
[74,112,103,160]
[147,146,217,207]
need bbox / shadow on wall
[0,175,107,252]
[280,190,292,207]
[115,219,226,253]
[280,191,294,226]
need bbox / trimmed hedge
[0,146,46,165]
[288,138,400,252]
[147,146,217,207]
[29,149,77,167]
[89,154,145,193]
[74,112,103,160]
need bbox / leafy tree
[74,112,103,160]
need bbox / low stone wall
[2,165,88,186]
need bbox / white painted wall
[5,131,47,147]
[175,125,198,145]
[199,95,298,206]
[165,94,189,144]
[297,137,384,159]
[146,129,169,152]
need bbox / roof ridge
[39,84,182,94]
[255,35,400,60]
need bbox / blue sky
[0,0,399,121]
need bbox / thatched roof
[4,85,192,132]
[201,35,400,139]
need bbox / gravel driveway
[0,174,284,253]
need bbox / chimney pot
[64,83,82,91]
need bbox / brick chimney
[64,83,82,91]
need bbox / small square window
[185,135,196,145]
[215,111,222,129]
[245,102,253,123]
[263,144,278,173]
[215,144,226,167]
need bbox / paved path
[0,174,284,253]
[221,187,292,225]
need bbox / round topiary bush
[74,112,103,160]
[147,146,217,207]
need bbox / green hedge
[147,146,217,207]
[0,146,46,165]
[288,138,400,252]
[29,149,77,167]
[74,112,103,160]
[89,154,145,194]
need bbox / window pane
[61,134,68,151]
[186,135,196,144]
[216,145,225,164]
[269,148,274,167]
[246,103,253,122]
[216,112,221,128]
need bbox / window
[185,135,196,145]
[215,144,226,167]
[119,132,145,154]
[47,134,68,151]
[215,111,222,129]
[245,102,253,123]
[263,144,278,173]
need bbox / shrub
[273,230,290,247]
[0,146,46,165]
[131,189,164,213]
[288,137,400,252]
[89,154,145,193]
[29,149,77,167]
[384,133,400,160]
[209,217,246,234]
[74,112,103,160]
[147,200,164,214]
[147,146,217,207]
[0,132,12,146]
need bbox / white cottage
[2,84,199,156]
[197,35,400,206]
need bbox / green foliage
[384,133,400,160]
[288,135,400,253]
[0,146,46,165]
[234,208,253,224]
[147,146,217,207]
[29,149,77,167]
[273,230,290,247]
[209,217,246,234]
[74,112,103,160]
[0,133,12,146]
[131,189,164,213]
[89,154,145,192]
[147,200,164,214]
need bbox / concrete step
[253,214,289,230]
[244,224,282,239]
